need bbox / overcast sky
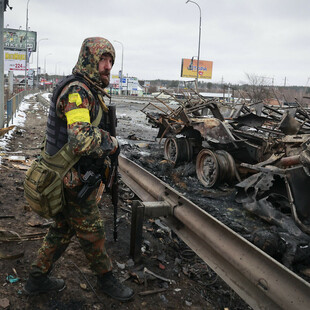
[4,0,310,86]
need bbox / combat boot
[97,271,134,301]
[24,274,66,295]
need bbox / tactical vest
[24,75,111,218]
[42,74,109,181]
[46,74,107,156]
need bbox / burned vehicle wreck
[141,90,310,271]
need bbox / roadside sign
[4,28,37,52]
[4,50,27,71]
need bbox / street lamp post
[54,61,61,85]
[36,38,48,88]
[186,0,201,92]
[44,53,52,74]
[43,53,52,90]
[55,62,61,76]
[24,0,30,90]
[114,40,124,95]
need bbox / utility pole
[0,0,4,128]
[186,0,201,92]
[114,40,124,95]
[36,38,48,88]
[24,0,30,90]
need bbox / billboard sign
[111,75,120,88]
[181,58,213,79]
[4,50,27,71]
[4,28,37,52]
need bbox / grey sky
[4,0,310,86]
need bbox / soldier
[24,37,134,301]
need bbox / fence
[5,90,35,127]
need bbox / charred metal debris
[141,89,310,248]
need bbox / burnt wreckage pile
[142,89,310,270]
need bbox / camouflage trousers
[30,188,112,277]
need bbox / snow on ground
[41,92,51,101]
[0,94,35,164]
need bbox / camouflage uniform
[30,37,117,277]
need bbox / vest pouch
[24,158,63,219]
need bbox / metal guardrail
[119,155,310,310]
[5,90,35,127]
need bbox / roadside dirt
[0,94,262,310]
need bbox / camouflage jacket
[55,80,116,189]
[57,37,117,190]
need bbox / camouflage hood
[72,37,115,86]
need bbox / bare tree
[242,73,273,102]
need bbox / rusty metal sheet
[191,118,236,144]
[278,112,302,135]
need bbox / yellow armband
[65,108,90,125]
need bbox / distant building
[200,92,232,101]
[109,76,144,96]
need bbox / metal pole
[24,0,30,91]
[55,62,61,76]
[36,38,48,88]
[114,40,124,96]
[0,0,4,128]
[44,53,52,74]
[44,53,52,91]
[54,61,61,86]
[186,0,201,92]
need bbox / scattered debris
[129,270,156,285]
[143,267,176,285]
[185,300,192,306]
[116,261,126,270]
[158,263,166,270]
[0,298,10,309]
[0,250,24,260]
[0,215,15,219]
[128,133,140,140]
[6,275,19,283]
[11,163,31,170]
[0,125,15,137]
[3,156,26,162]
[27,220,52,228]
[0,230,45,242]
[138,288,167,296]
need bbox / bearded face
[98,53,113,87]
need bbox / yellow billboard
[181,58,213,79]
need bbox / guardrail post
[130,200,172,262]
[130,200,145,262]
